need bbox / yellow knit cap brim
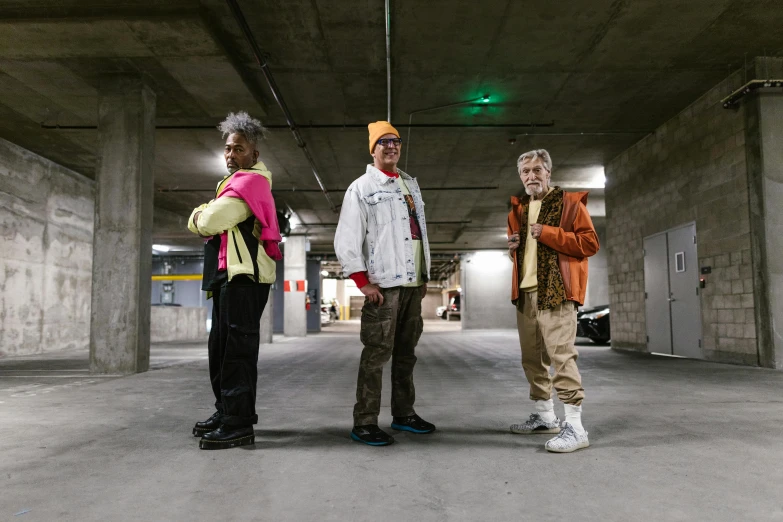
[368,121,400,154]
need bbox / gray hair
[217,111,265,146]
[517,149,552,173]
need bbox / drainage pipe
[385,0,392,122]
[225,0,337,213]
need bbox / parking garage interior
[1,1,783,520]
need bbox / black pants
[208,276,271,427]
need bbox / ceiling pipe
[385,0,392,122]
[404,94,491,172]
[41,122,555,130]
[224,0,337,213]
[157,186,498,193]
[721,78,783,108]
[513,130,651,137]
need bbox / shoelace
[551,424,574,442]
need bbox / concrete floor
[2,321,783,521]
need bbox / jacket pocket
[363,191,396,226]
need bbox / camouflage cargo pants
[353,286,425,426]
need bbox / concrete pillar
[584,225,609,308]
[745,58,783,368]
[89,75,155,374]
[260,287,274,344]
[284,235,307,337]
[306,259,322,333]
[336,279,347,319]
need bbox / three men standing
[186,117,596,455]
[334,121,436,446]
[507,149,599,453]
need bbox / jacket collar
[223,161,272,189]
[366,164,413,185]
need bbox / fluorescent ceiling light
[472,250,505,259]
[554,166,605,189]
[152,244,171,252]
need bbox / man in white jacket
[334,121,435,446]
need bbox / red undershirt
[349,169,398,288]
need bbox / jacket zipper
[232,230,243,263]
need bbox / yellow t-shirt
[519,188,552,292]
[396,177,425,287]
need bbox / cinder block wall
[605,69,758,365]
[0,138,94,356]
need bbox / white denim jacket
[334,165,431,288]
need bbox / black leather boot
[192,411,222,437]
[199,425,255,450]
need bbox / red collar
[380,169,399,178]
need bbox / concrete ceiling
[1,0,782,254]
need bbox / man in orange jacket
[506,149,599,453]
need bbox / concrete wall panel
[461,252,516,330]
[0,138,93,357]
[150,306,207,343]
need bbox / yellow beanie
[368,121,400,154]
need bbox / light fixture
[320,270,329,277]
[152,244,171,252]
[473,250,505,259]
[481,94,490,103]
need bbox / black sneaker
[199,425,255,450]
[350,424,395,446]
[192,411,221,437]
[391,414,436,434]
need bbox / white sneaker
[544,422,589,453]
[510,413,561,434]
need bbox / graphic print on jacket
[404,194,422,240]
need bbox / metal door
[667,224,703,358]
[644,233,672,354]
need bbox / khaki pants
[516,291,584,405]
[354,286,424,426]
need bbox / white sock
[564,404,585,434]
[534,399,556,423]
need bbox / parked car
[320,307,332,326]
[446,295,461,320]
[577,305,610,344]
[436,305,448,319]
[320,300,335,326]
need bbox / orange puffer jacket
[506,190,599,306]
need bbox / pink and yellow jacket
[188,162,282,284]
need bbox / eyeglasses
[520,166,549,176]
[377,138,402,148]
